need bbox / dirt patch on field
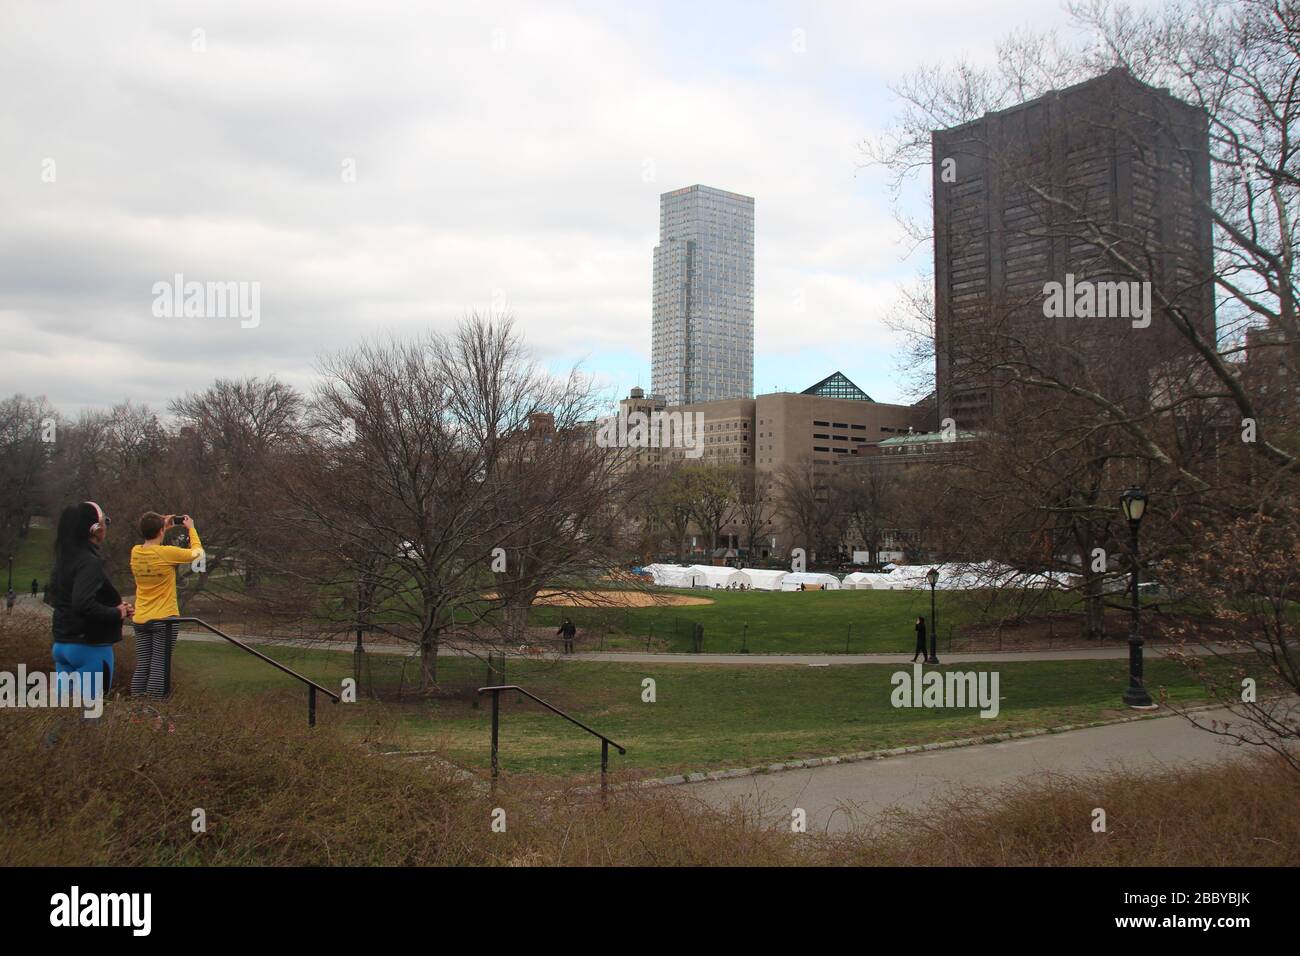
[484,589,713,608]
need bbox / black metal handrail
[173,617,340,726]
[477,684,626,790]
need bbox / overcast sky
[1,0,1119,417]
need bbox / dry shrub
[1,608,136,678]
[820,755,1300,866]
[0,612,798,866]
[3,612,1296,866]
[0,696,801,866]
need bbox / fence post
[845,623,852,654]
[486,651,504,687]
[490,688,500,791]
[308,686,317,727]
[353,627,364,689]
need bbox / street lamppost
[925,566,940,664]
[1120,487,1154,708]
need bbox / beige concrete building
[618,374,927,473]
[751,389,925,476]
[615,374,931,558]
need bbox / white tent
[741,568,789,591]
[780,572,842,591]
[842,571,895,590]
[688,565,752,589]
[885,562,1069,591]
[643,564,703,588]
[886,563,986,590]
[1023,570,1079,590]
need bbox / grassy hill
[3,524,50,594]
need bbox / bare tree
[836,461,903,567]
[645,465,694,563]
[775,462,844,564]
[866,0,1300,756]
[1161,500,1300,772]
[734,466,779,560]
[481,372,641,650]
[44,402,171,574]
[169,377,305,591]
[271,315,628,690]
[0,395,55,555]
[681,465,739,556]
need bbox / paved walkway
[678,706,1255,833]
[8,596,1228,665]
[173,628,1227,665]
[13,597,1266,831]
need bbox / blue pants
[52,642,115,701]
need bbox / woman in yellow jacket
[129,512,203,698]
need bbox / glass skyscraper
[651,185,754,406]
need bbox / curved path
[171,628,1229,665]
[8,598,1263,834]
[677,705,1265,834]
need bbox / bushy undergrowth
[2,611,1295,866]
[823,758,1300,866]
[0,612,797,865]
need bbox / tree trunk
[505,602,530,647]
[419,630,439,690]
[1083,567,1106,641]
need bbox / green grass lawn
[175,639,1223,778]
[527,586,1077,654]
[4,525,50,594]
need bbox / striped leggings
[131,620,179,699]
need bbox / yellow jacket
[130,527,204,624]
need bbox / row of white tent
[641,561,1080,592]
[847,562,1079,590]
[641,564,843,591]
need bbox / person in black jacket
[45,502,132,701]
[556,618,576,654]
[912,615,927,663]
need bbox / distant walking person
[130,513,204,699]
[557,618,576,654]
[46,502,131,706]
[5,589,15,614]
[912,615,927,663]
[31,578,39,597]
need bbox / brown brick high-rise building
[932,68,1216,430]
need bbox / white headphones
[85,501,105,534]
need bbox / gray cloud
[0,0,1102,415]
